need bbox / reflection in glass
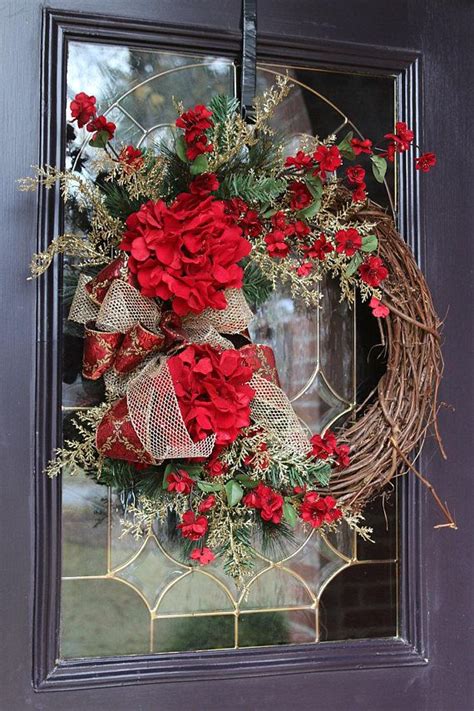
[60,41,398,659]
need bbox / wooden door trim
[35,8,425,691]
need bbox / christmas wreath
[23,76,453,586]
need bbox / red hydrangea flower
[285,150,314,170]
[346,165,366,185]
[178,511,208,540]
[310,430,337,459]
[166,469,195,494]
[289,181,313,210]
[189,172,219,196]
[351,182,367,202]
[168,344,255,447]
[265,230,289,258]
[415,152,437,172]
[70,92,96,128]
[303,233,333,261]
[119,145,144,172]
[198,495,216,513]
[335,228,362,256]
[190,547,215,565]
[299,492,342,528]
[313,145,342,180]
[359,256,389,287]
[243,482,284,524]
[351,137,373,155]
[119,193,251,316]
[86,114,116,141]
[369,296,389,318]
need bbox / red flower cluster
[369,297,389,318]
[289,181,312,210]
[313,145,343,180]
[167,344,255,447]
[70,92,96,128]
[69,92,116,143]
[176,104,214,160]
[358,255,389,287]
[346,164,367,202]
[351,137,373,155]
[166,469,195,494]
[303,233,333,261]
[285,150,314,170]
[299,492,342,528]
[415,152,437,173]
[178,510,208,540]
[264,211,310,259]
[190,547,215,565]
[119,193,251,316]
[383,121,414,161]
[119,145,144,172]
[310,430,350,469]
[224,197,263,237]
[243,482,284,524]
[335,228,362,256]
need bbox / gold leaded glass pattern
[60,43,397,658]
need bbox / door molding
[34,8,425,691]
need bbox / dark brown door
[1,1,472,709]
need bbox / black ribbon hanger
[240,0,257,120]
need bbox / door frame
[34,8,426,692]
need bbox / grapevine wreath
[23,76,454,585]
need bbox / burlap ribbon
[69,258,311,463]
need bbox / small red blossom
[335,228,362,257]
[271,211,288,231]
[285,151,315,170]
[351,137,373,155]
[299,492,342,528]
[70,92,96,128]
[265,230,289,258]
[293,220,311,238]
[206,457,228,478]
[346,165,366,185]
[335,444,351,469]
[297,261,313,277]
[198,495,216,513]
[186,135,213,161]
[359,256,389,287]
[190,547,215,565]
[383,121,414,160]
[166,469,195,494]
[415,152,437,172]
[189,172,219,196]
[289,181,313,211]
[178,511,208,540]
[243,482,284,524]
[168,344,255,447]
[304,233,333,261]
[119,145,144,172]
[310,430,337,460]
[86,114,116,141]
[351,182,367,202]
[176,105,213,142]
[313,145,342,180]
[369,297,390,318]
[224,198,262,237]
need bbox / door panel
[1,1,472,709]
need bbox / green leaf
[225,480,244,507]
[235,473,259,489]
[304,174,323,201]
[162,463,175,489]
[175,135,188,163]
[283,502,297,528]
[89,131,110,149]
[337,130,355,160]
[361,234,378,253]
[298,198,321,220]
[189,154,209,175]
[312,462,331,486]
[345,252,363,277]
[197,481,223,493]
[262,206,279,218]
[370,155,387,183]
